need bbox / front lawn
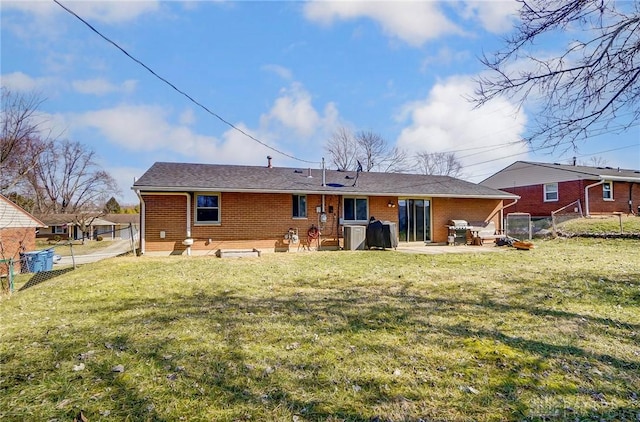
[1,238,638,421]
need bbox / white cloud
[395,76,530,181]
[456,1,520,34]
[69,104,290,165]
[72,78,137,96]
[303,1,519,46]
[1,71,56,92]
[262,64,293,80]
[303,1,461,46]
[261,82,339,139]
[2,0,160,24]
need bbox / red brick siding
[431,198,503,243]
[142,192,504,252]
[500,180,640,216]
[0,227,36,274]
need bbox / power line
[52,0,319,165]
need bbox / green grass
[557,215,640,236]
[1,238,639,421]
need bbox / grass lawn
[1,238,638,421]
[556,215,640,236]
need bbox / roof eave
[133,186,518,200]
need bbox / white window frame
[52,225,66,234]
[602,182,613,201]
[195,193,221,225]
[543,183,558,202]
[343,196,368,223]
[292,194,307,219]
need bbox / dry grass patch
[1,238,638,421]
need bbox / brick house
[132,161,518,255]
[0,194,46,274]
[481,161,640,217]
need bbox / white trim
[584,180,605,216]
[132,186,518,200]
[543,183,559,202]
[194,192,221,225]
[602,181,614,201]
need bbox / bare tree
[1,88,51,193]
[325,126,409,172]
[27,140,120,214]
[325,126,358,171]
[473,1,640,148]
[414,151,463,178]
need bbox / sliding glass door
[398,199,431,242]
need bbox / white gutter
[584,180,605,217]
[133,186,517,200]
[135,189,146,255]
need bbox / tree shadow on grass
[8,266,639,421]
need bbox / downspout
[584,180,605,217]
[182,193,192,256]
[135,192,191,255]
[487,198,519,232]
[135,189,146,255]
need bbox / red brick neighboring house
[0,194,46,274]
[132,161,519,255]
[481,161,640,217]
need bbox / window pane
[299,195,306,217]
[197,195,218,208]
[197,209,219,222]
[293,195,307,218]
[344,198,355,220]
[356,198,368,220]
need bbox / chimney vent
[572,156,576,166]
[267,156,272,168]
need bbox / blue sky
[2,1,639,205]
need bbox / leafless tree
[580,156,609,167]
[414,151,463,178]
[27,140,120,214]
[325,126,409,172]
[473,1,640,149]
[325,126,358,171]
[1,88,52,194]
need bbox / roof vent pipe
[307,168,312,178]
[267,156,272,168]
[322,157,326,187]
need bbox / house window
[602,182,613,200]
[292,194,307,218]
[543,183,558,202]
[52,225,66,234]
[196,194,220,223]
[343,197,368,222]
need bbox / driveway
[56,239,135,266]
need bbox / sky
[2,0,639,205]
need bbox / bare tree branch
[473,0,640,148]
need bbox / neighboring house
[36,213,140,241]
[481,161,640,217]
[0,194,46,274]
[131,161,519,255]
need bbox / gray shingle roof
[520,161,640,180]
[133,162,517,199]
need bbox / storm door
[398,199,431,242]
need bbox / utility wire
[53,0,319,165]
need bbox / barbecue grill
[447,219,469,245]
